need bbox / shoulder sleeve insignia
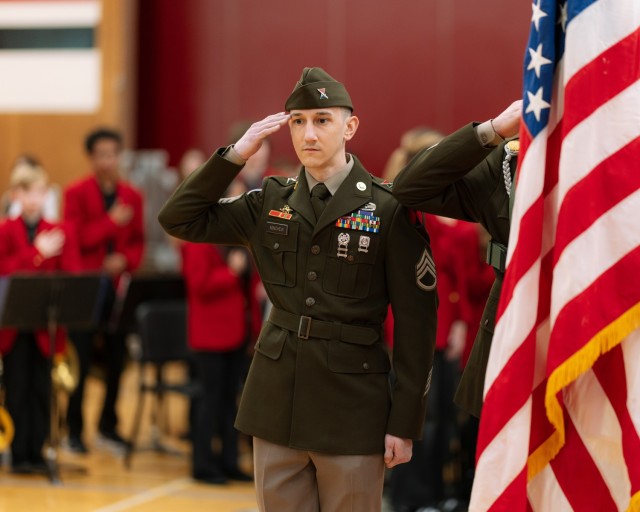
[218,194,243,204]
[218,188,260,204]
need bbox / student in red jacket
[63,128,144,453]
[0,162,82,473]
[181,242,252,484]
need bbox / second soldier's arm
[392,124,504,223]
[392,100,522,224]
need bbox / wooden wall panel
[0,0,137,193]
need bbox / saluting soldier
[393,99,523,418]
[159,67,438,512]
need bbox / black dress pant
[4,332,50,466]
[66,282,126,438]
[192,348,244,478]
[66,329,126,438]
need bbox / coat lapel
[286,171,316,226]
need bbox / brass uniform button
[307,271,317,281]
[362,362,370,371]
[311,245,321,255]
[347,255,354,262]
[273,242,280,250]
[305,297,316,307]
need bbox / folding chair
[124,299,198,468]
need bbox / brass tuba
[51,341,80,394]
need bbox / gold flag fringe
[527,301,640,495]
[628,491,640,512]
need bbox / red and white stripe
[470,1,640,510]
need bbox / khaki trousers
[253,437,385,512]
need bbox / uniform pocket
[254,321,288,361]
[258,221,299,287]
[322,229,380,299]
[327,341,391,374]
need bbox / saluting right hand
[34,228,65,259]
[233,112,290,160]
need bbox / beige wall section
[0,0,137,194]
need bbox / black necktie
[310,183,331,221]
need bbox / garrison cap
[285,67,353,112]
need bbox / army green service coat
[392,123,513,418]
[158,149,438,455]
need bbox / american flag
[470,1,640,511]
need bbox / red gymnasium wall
[136,0,531,174]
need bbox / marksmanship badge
[337,232,350,258]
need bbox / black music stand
[108,272,185,335]
[0,273,107,485]
[107,273,186,460]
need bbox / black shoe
[65,436,89,454]
[28,460,49,474]
[11,462,34,475]
[193,472,228,485]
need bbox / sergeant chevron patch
[416,249,436,291]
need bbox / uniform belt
[268,307,380,346]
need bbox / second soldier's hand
[234,112,290,160]
[491,99,523,139]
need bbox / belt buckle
[298,316,312,339]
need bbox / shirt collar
[305,155,354,196]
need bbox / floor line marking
[92,477,192,512]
